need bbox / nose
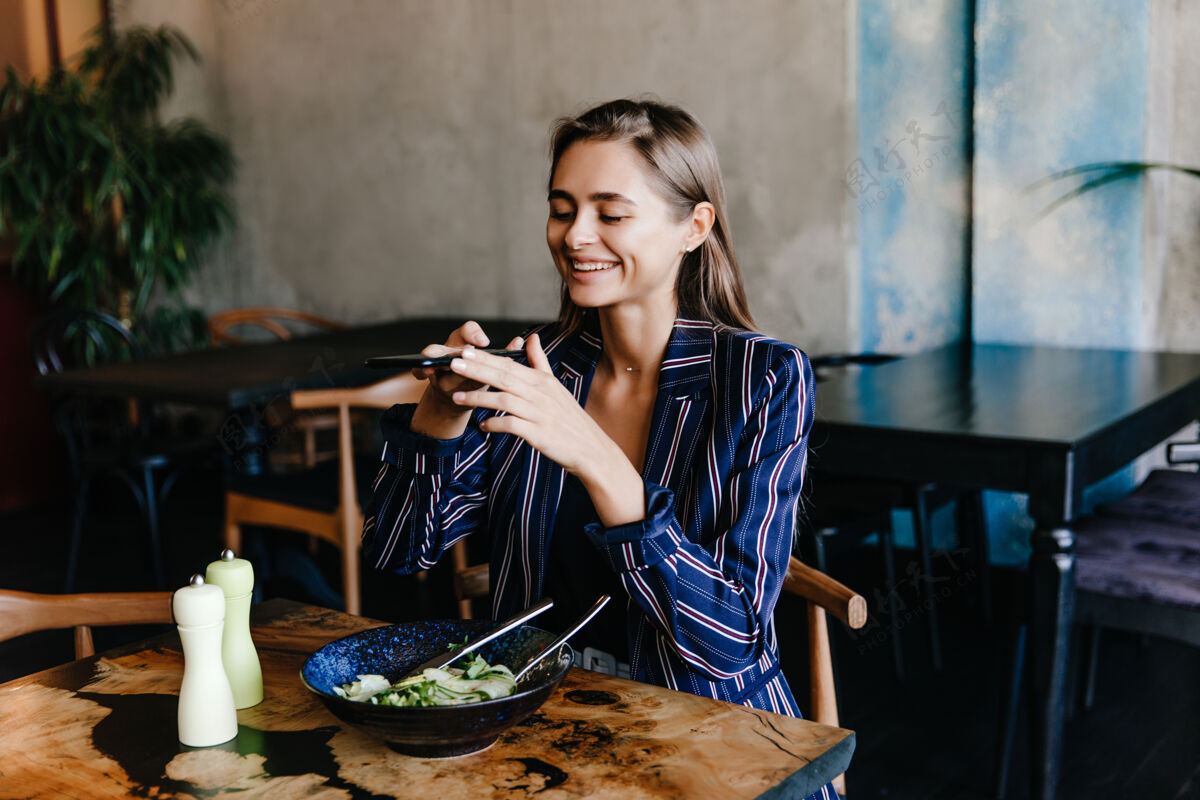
[564,216,596,250]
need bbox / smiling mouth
[571,259,620,272]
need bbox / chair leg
[143,467,167,590]
[879,521,905,682]
[65,476,91,592]
[994,623,1027,800]
[1064,625,1081,722]
[909,486,943,672]
[809,527,841,697]
[960,489,993,624]
[224,510,243,556]
[342,548,360,616]
[1082,624,1102,711]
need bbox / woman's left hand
[450,334,647,527]
[449,334,614,477]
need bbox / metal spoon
[513,594,612,684]
[399,596,554,680]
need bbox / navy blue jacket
[363,317,822,737]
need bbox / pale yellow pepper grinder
[205,548,263,709]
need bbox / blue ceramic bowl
[301,620,572,757]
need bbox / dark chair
[993,447,1200,799]
[208,307,355,469]
[801,353,993,679]
[1077,458,1200,708]
[32,311,210,591]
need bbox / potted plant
[0,20,234,355]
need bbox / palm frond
[1026,160,1200,222]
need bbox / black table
[810,341,1200,800]
[38,317,538,472]
[38,317,537,408]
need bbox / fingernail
[461,348,476,360]
[514,337,524,348]
[451,358,466,371]
[452,391,466,403]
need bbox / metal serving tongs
[513,594,611,684]
[398,597,554,680]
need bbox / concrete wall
[1148,0,1200,351]
[115,0,855,354]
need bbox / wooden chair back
[284,373,426,613]
[451,540,490,618]
[782,555,865,796]
[0,589,174,660]
[208,307,347,346]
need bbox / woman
[364,99,826,794]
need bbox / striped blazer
[362,317,819,722]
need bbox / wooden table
[811,341,1200,800]
[0,600,855,799]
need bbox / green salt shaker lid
[205,549,254,597]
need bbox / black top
[540,474,628,663]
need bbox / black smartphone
[364,349,526,370]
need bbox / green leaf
[1026,161,1200,221]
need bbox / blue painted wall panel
[973,0,1148,347]
[856,0,973,354]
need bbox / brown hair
[548,98,756,335]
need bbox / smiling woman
[361,99,833,800]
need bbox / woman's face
[547,139,695,316]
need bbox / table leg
[1027,523,1075,800]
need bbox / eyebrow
[547,189,638,206]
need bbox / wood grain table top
[0,600,854,799]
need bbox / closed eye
[600,215,624,223]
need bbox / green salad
[334,653,517,707]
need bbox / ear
[682,202,716,254]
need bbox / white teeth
[573,260,618,272]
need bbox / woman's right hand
[410,320,523,439]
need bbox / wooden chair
[449,543,865,795]
[783,555,866,797]
[0,589,173,659]
[451,540,490,619]
[223,373,424,616]
[207,307,347,346]
[208,307,352,468]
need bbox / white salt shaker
[173,573,238,747]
